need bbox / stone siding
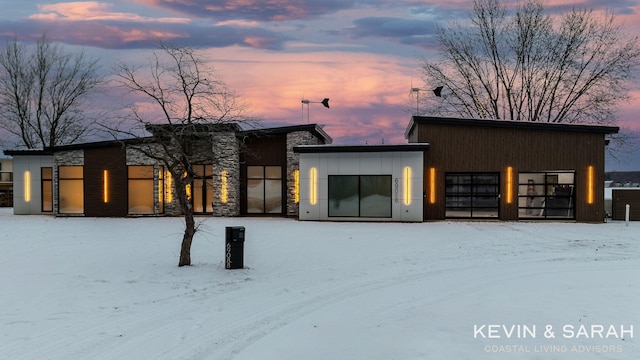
[211,131,240,217]
[286,131,324,217]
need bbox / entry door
[445,173,500,218]
[193,164,213,214]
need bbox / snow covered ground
[1,207,638,359]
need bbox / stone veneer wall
[53,150,84,215]
[124,133,241,218]
[286,131,324,217]
[211,131,240,217]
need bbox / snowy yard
[1,207,638,359]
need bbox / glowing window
[128,166,154,215]
[58,166,84,214]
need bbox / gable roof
[405,116,620,139]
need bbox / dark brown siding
[415,123,607,222]
[612,190,640,221]
[84,147,127,217]
[239,134,287,215]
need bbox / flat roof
[405,116,620,138]
[3,123,333,156]
[241,124,333,144]
[293,143,430,153]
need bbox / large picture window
[445,173,499,218]
[519,171,575,219]
[58,166,84,214]
[328,175,392,218]
[247,166,282,214]
[128,166,155,215]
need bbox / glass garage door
[445,173,500,218]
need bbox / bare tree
[419,0,640,125]
[113,43,250,267]
[0,34,103,149]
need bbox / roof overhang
[405,116,620,139]
[293,143,429,154]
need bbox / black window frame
[445,172,500,219]
[518,171,575,219]
[192,164,214,214]
[41,167,53,212]
[57,165,84,215]
[328,175,393,218]
[246,165,283,214]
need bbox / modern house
[5,116,618,222]
[5,124,331,217]
[295,116,618,222]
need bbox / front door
[193,164,213,214]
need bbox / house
[4,124,331,217]
[5,116,619,222]
[295,116,618,222]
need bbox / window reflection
[247,166,282,214]
[328,175,392,218]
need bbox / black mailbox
[225,226,245,269]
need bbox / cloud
[346,17,439,49]
[133,0,362,21]
[0,16,290,50]
[29,1,189,23]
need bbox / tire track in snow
[3,257,635,360]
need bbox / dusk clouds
[0,0,639,169]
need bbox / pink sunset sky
[1,0,639,169]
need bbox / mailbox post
[225,226,245,269]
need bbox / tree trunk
[176,175,196,267]
[179,207,195,266]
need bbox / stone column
[212,131,240,216]
[286,131,323,217]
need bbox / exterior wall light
[404,167,411,205]
[24,171,31,203]
[506,166,513,204]
[429,167,436,204]
[310,167,317,205]
[294,169,300,204]
[103,170,109,203]
[165,171,173,203]
[221,170,228,204]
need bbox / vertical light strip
[310,167,317,205]
[103,170,109,203]
[294,169,300,204]
[24,171,31,203]
[158,168,164,205]
[166,171,173,203]
[506,166,513,204]
[587,165,594,204]
[403,167,411,205]
[221,170,228,204]
[429,167,436,204]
